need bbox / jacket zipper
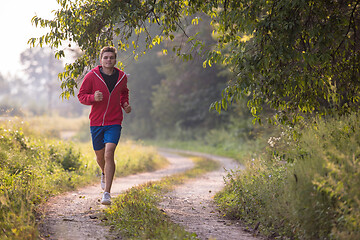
[93,70,126,126]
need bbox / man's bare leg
[104,143,116,193]
[95,148,105,174]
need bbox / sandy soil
[38,150,263,240]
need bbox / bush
[49,145,82,171]
[215,112,360,239]
[0,126,90,239]
[0,118,169,239]
[215,158,292,238]
[310,114,360,239]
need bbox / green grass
[142,137,265,164]
[0,125,88,239]
[77,141,168,178]
[103,156,220,239]
[17,115,88,139]
[215,112,360,239]
[0,117,168,240]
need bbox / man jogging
[78,46,131,205]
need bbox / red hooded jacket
[78,66,129,126]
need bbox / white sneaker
[101,173,105,190]
[101,192,111,205]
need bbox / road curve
[38,151,194,240]
[38,150,261,240]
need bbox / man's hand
[94,90,103,102]
[123,102,132,113]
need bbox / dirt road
[38,150,262,240]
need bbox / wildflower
[268,137,275,147]
[268,136,281,147]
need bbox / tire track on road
[39,150,262,240]
[39,152,193,240]
[159,150,262,240]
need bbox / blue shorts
[90,125,122,151]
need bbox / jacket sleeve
[120,75,129,107]
[77,73,96,105]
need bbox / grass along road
[38,151,194,239]
[158,150,262,240]
[38,150,262,239]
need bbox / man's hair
[100,46,117,60]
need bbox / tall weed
[115,142,167,176]
[310,114,360,239]
[216,112,360,239]
[215,157,292,237]
[104,156,219,239]
[0,118,168,239]
[0,127,85,239]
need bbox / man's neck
[101,67,115,75]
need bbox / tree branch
[334,0,360,54]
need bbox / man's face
[100,52,116,68]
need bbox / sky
[0,0,61,76]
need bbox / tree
[149,14,229,137]
[121,43,165,139]
[0,74,24,116]
[30,0,360,123]
[209,0,360,124]
[152,55,228,135]
[0,73,8,97]
[20,47,64,114]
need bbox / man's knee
[105,143,117,151]
[104,143,116,159]
[95,149,105,160]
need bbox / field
[0,116,168,240]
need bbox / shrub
[310,114,360,239]
[0,126,89,239]
[0,118,168,239]
[49,145,82,171]
[215,158,292,238]
[216,112,360,239]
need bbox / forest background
[0,17,258,152]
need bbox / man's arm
[123,102,131,113]
[120,74,131,113]
[77,75,96,105]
